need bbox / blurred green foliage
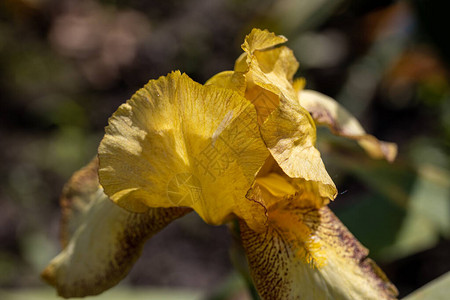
[0,0,449,298]
[403,271,450,300]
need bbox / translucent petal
[41,158,190,298]
[238,29,300,124]
[253,172,331,209]
[244,46,300,124]
[205,71,246,95]
[299,89,397,162]
[235,30,336,198]
[252,45,299,84]
[234,52,248,72]
[98,71,269,228]
[240,204,398,300]
[255,173,297,198]
[245,80,280,125]
[260,97,337,200]
[241,28,288,54]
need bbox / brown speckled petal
[299,89,397,162]
[41,158,191,298]
[240,204,398,300]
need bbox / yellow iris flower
[42,29,398,299]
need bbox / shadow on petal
[41,158,191,298]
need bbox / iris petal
[205,71,246,95]
[98,71,269,228]
[241,28,288,54]
[229,29,338,201]
[260,97,337,200]
[299,89,397,162]
[237,29,300,124]
[240,203,398,300]
[41,158,190,298]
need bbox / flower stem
[229,219,260,300]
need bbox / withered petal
[42,158,191,298]
[299,89,397,162]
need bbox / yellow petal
[205,70,246,95]
[234,52,248,73]
[235,29,301,125]
[253,172,331,209]
[236,29,336,201]
[293,77,306,93]
[260,97,337,200]
[98,71,269,228]
[255,173,297,198]
[244,80,280,125]
[242,28,288,54]
[246,46,300,123]
[299,89,397,162]
[42,158,190,298]
[240,205,398,300]
[252,45,299,83]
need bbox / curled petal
[240,204,398,300]
[235,30,336,199]
[58,157,102,248]
[242,28,288,55]
[299,89,397,162]
[98,71,269,228]
[260,97,337,200]
[41,158,190,298]
[252,46,299,87]
[255,173,297,199]
[254,172,331,209]
[245,46,300,124]
[237,29,300,124]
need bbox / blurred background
[0,0,449,299]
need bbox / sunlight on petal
[242,28,287,55]
[260,97,337,200]
[240,205,398,300]
[237,29,300,124]
[205,71,246,95]
[98,71,269,228]
[233,30,337,200]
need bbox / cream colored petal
[58,158,102,248]
[240,205,398,300]
[98,71,269,229]
[299,89,397,162]
[260,97,337,200]
[42,158,190,298]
